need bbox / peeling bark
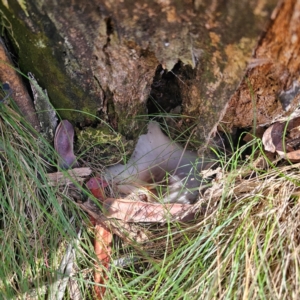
[222,0,300,130]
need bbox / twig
[47,167,92,186]
[48,227,82,300]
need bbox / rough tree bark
[0,0,277,145]
[222,0,300,131]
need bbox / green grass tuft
[1,102,300,299]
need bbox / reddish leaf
[86,177,108,201]
[93,223,112,299]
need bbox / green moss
[0,4,98,123]
[75,124,135,166]
[77,126,122,146]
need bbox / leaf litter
[48,113,300,298]
[2,38,300,296]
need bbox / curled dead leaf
[262,117,300,162]
[54,120,78,169]
[262,122,284,153]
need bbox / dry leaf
[262,122,284,153]
[86,177,108,201]
[78,201,148,243]
[54,120,78,169]
[102,198,196,223]
[262,117,300,162]
[93,222,112,300]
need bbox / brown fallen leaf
[90,217,112,300]
[54,120,78,169]
[278,148,300,162]
[289,121,300,139]
[102,198,196,223]
[262,122,285,153]
[79,201,151,243]
[86,178,112,298]
[262,117,300,162]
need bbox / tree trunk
[222,0,300,131]
[1,0,276,144]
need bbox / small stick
[47,167,92,186]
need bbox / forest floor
[1,85,300,299]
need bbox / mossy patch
[0,3,98,123]
[76,125,135,167]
